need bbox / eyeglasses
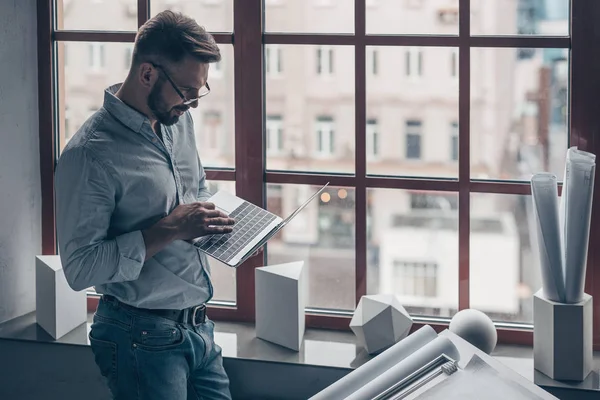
[152,63,210,105]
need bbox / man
[55,11,238,400]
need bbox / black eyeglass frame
[151,63,210,105]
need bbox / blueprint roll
[345,336,460,400]
[531,173,566,303]
[560,147,596,303]
[309,325,438,400]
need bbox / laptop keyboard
[194,201,278,263]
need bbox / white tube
[345,336,460,400]
[309,325,438,400]
[531,173,565,303]
[560,147,596,303]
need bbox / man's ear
[138,63,157,89]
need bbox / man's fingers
[206,225,234,234]
[205,217,235,226]
[202,209,230,219]
[198,202,216,210]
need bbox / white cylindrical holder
[533,289,593,381]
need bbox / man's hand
[142,202,234,260]
[165,202,235,241]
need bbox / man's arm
[55,148,146,291]
[197,155,213,202]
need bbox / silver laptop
[193,183,329,267]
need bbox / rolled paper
[531,173,565,303]
[560,147,596,303]
[309,325,438,400]
[345,336,461,400]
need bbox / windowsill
[1,311,600,394]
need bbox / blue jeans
[89,296,231,400]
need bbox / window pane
[57,42,133,153]
[366,0,459,35]
[151,0,233,33]
[471,0,569,36]
[189,44,235,169]
[266,184,355,311]
[367,188,458,318]
[266,45,355,174]
[471,48,568,181]
[56,0,138,31]
[206,180,237,304]
[265,0,353,34]
[367,46,459,177]
[470,193,540,324]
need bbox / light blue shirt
[55,83,214,310]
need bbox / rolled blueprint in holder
[559,147,596,303]
[531,173,565,303]
[345,336,461,400]
[309,325,438,400]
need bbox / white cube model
[255,261,306,351]
[36,255,87,339]
[534,289,593,381]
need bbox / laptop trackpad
[207,191,244,215]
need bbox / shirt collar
[103,83,148,134]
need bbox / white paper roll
[345,336,461,400]
[531,173,566,303]
[560,147,596,303]
[309,325,438,400]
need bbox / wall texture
[0,0,42,324]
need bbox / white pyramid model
[350,294,412,354]
[36,255,87,339]
[255,261,306,351]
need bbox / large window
[40,0,600,346]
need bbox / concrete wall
[0,0,41,324]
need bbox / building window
[394,261,438,298]
[410,193,458,211]
[266,115,283,154]
[88,43,105,70]
[405,120,422,159]
[451,121,459,161]
[266,45,283,77]
[368,47,379,75]
[366,118,379,158]
[405,47,423,78]
[316,116,335,156]
[451,49,458,78]
[203,110,222,150]
[317,46,334,76]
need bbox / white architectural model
[350,294,412,354]
[255,261,306,351]
[35,255,87,339]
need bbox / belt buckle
[191,304,206,326]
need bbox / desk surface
[1,312,599,394]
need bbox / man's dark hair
[132,10,221,66]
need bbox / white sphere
[449,309,497,354]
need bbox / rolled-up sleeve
[55,147,146,291]
[197,155,213,202]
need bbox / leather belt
[102,295,207,326]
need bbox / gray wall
[0,0,41,324]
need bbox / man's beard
[148,82,186,126]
